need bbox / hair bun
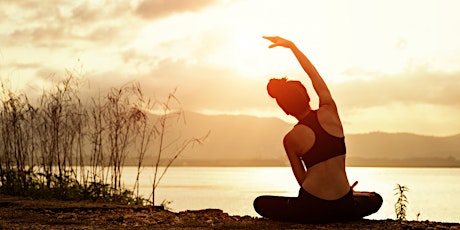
[267,78,287,99]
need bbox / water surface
[121,167,460,223]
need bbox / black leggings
[253,188,383,223]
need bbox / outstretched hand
[351,181,375,197]
[263,36,294,49]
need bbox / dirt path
[0,195,458,229]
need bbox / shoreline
[1,195,459,229]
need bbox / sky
[1,0,460,136]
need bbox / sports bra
[296,110,346,168]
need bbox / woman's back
[292,108,351,200]
[302,155,351,200]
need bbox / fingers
[262,36,281,44]
[263,36,293,49]
[263,36,281,48]
[351,181,358,189]
[262,36,277,41]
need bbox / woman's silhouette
[253,36,382,223]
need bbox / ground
[0,195,458,229]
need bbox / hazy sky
[1,0,460,136]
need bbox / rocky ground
[0,195,458,229]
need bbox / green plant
[394,184,409,221]
[160,199,174,211]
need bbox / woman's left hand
[351,181,374,197]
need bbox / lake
[121,167,460,223]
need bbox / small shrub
[394,184,409,221]
[160,199,173,211]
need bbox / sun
[232,33,253,54]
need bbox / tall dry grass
[0,73,204,205]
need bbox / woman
[253,36,382,223]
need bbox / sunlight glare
[228,32,267,78]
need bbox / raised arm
[263,36,335,108]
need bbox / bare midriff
[301,155,351,200]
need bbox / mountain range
[128,111,460,167]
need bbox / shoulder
[283,125,315,155]
[317,106,344,137]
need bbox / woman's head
[267,78,310,116]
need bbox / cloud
[10,25,69,48]
[81,56,268,114]
[134,0,218,20]
[4,1,140,47]
[191,27,232,59]
[120,48,159,67]
[332,67,460,110]
[3,1,459,115]
[7,62,41,70]
[70,2,105,24]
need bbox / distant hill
[345,132,460,167]
[127,111,460,167]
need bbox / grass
[0,73,203,206]
[1,167,146,205]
